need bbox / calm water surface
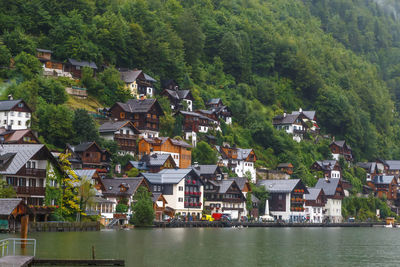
[3,227,400,266]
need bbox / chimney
[8,95,13,100]
[299,108,302,113]
[332,136,335,142]
[283,112,287,117]
[194,162,199,169]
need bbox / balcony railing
[184,191,201,196]
[20,169,46,177]
[114,134,137,140]
[15,186,45,196]
[184,202,202,208]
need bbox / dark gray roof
[99,120,139,134]
[217,180,235,194]
[130,154,173,170]
[117,99,162,114]
[257,179,302,193]
[192,165,218,176]
[314,160,338,171]
[314,178,340,196]
[164,89,191,100]
[144,73,157,82]
[372,175,396,185]
[36,48,53,53]
[207,98,221,105]
[384,160,400,170]
[0,199,24,216]
[331,140,351,150]
[356,162,376,173]
[273,114,298,125]
[102,178,145,197]
[0,100,24,112]
[68,58,97,69]
[237,149,253,160]
[70,142,96,153]
[142,169,195,184]
[0,144,45,174]
[151,193,163,203]
[128,161,149,171]
[120,70,141,83]
[92,197,114,204]
[305,188,323,201]
[291,110,316,120]
[229,177,247,191]
[179,111,214,121]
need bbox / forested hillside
[1,0,400,185]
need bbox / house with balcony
[99,120,140,156]
[203,179,246,220]
[36,48,72,78]
[152,193,168,221]
[0,99,32,130]
[161,81,194,112]
[109,98,164,138]
[138,137,192,168]
[65,142,111,174]
[356,162,385,182]
[376,159,400,178]
[314,178,344,223]
[215,144,257,182]
[205,98,232,125]
[177,110,218,147]
[141,168,203,219]
[125,154,177,173]
[257,179,309,222]
[367,175,398,200]
[330,140,353,162]
[0,144,61,206]
[64,58,97,79]
[102,177,151,225]
[230,177,252,216]
[119,69,156,98]
[0,128,39,144]
[273,108,319,142]
[304,188,327,223]
[310,160,341,179]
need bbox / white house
[0,99,32,130]
[314,178,344,223]
[257,179,309,222]
[142,169,203,219]
[272,108,319,142]
[119,69,156,98]
[216,145,257,182]
[304,188,327,223]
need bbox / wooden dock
[154,221,385,228]
[33,258,125,265]
[0,256,34,267]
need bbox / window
[29,179,36,187]
[18,103,23,108]
[2,120,5,124]
[10,120,13,125]
[18,121,21,126]
[153,185,157,191]
[178,186,183,191]
[120,112,125,119]
[278,194,283,200]
[178,197,183,202]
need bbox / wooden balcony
[15,186,45,196]
[20,168,46,177]
[115,134,137,140]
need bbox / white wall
[324,198,342,223]
[0,111,31,130]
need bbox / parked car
[259,215,274,222]
[201,214,214,222]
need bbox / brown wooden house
[63,58,97,79]
[277,163,294,175]
[152,193,167,221]
[0,128,39,144]
[138,137,192,168]
[125,154,177,173]
[367,175,398,200]
[160,80,194,112]
[65,142,111,173]
[330,140,353,162]
[109,99,164,138]
[99,120,140,155]
[311,160,341,179]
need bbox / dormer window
[18,103,23,108]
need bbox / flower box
[190,203,194,207]
[192,180,196,184]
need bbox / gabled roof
[217,180,235,194]
[356,162,377,173]
[273,110,316,125]
[115,99,164,115]
[305,188,324,201]
[330,140,351,150]
[141,137,192,148]
[151,192,165,203]
[73,169,97,180]
[230,177,248,191]
[207,98,222,105]
[372,175,396,185]
[144,73,157,82]
[0,199,26,216]
[68,58,97,69]
[291,110,316,120]
[99,120,140,134]
[130,154,174,169]
[163,89,192,100]
[119,70,156,83]
[179,111,214,121]
[383,160,400,170]
[314,178,341,196]
[257,179,306,193]
[237,148,253,161]
[313,160,338,171]
[70,142,100,153]
[192,165,220,176]
[0,144,46,174]
[102,177,146,197]
[0,99,31,112]
[36,48,53,53]
[0,128,38,144]
[141,168,197,184]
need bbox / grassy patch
[66,95,103,112]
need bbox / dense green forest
[1,0,400,186]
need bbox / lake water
[2,227,400,266]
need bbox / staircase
[107,218,119,229]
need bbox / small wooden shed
[0,199,31,232]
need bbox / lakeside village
[0,48,399,231]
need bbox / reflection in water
[2,228,400,267]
